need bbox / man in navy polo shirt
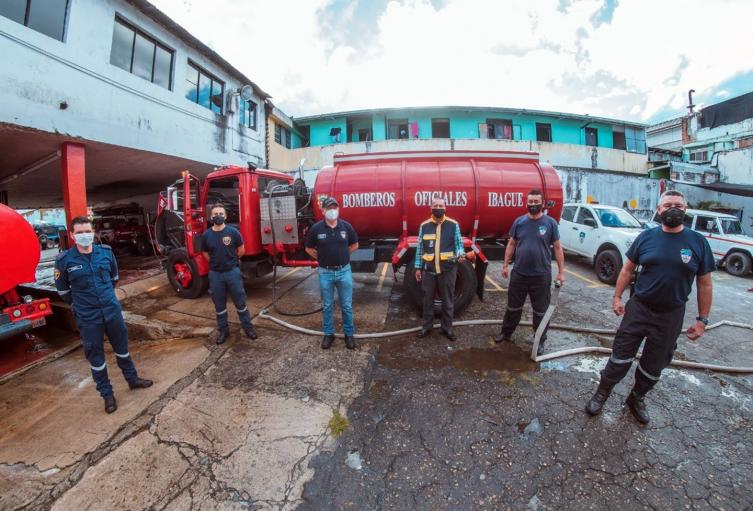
[586,190,714,424]
[304,197,359,350]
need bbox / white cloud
[150,0,753,122]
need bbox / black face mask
[432,208,445,218]
[660,207,684,228]
[527,204,543,215]
[212,215,225,226]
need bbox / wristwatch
[695,316,709,326]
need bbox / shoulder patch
[55,250,68,261]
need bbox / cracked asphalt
[0,256,751,510]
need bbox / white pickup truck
[558,203,643,284]
[648,208,753,277]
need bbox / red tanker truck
[154,150,563,313]
[0,204,53,340]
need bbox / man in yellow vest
[414,198,466,341]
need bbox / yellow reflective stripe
[435,221,442,273]
[439,251,454,260]
[422,254,434,261]
[422,234,436,240]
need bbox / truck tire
[404,260,477,317]
[725,252,752,277]
[595,249,622,285]
[44,237,56,249]
[167,248,208,298]
[38,234,49,250]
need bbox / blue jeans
[318,264,355,336]
[209,267,253,332]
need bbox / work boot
[216,329,230,345]
[416,328,431,338]
[321,334,335,349]
[244,325,258,340]
[442,329,457,342]
[585,378,616,416]
[494,329,511,343]
[104,394,117,414]
[626,389,650,425]
[536,340,546,357]
[128,377,153,390]
[344,335,357,350]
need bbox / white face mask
[325,209,339,221]
[74,232,95,247]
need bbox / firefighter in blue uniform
[55,216,153,414]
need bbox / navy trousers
[78,313,137,398]
[209,267,253,332]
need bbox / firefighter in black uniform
[585,190,715,424]
[414,197,466,341]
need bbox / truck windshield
[594,208,642,228]
[721,218,743,235]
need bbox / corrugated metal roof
[292,105,647,128]
[124,0,271,99]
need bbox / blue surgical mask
[74,232,95,247]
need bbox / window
[585,127,598,147]
[300,125,310,147]
[329,127,342,143]
[721,218,743,235]
[575,207,596,226]
[185,62,224,114]
[1,0,69,41]
[275,123,291,148]
[536,123,552,142]
[613,126,626,150]
[695,216,719,234]
[561,206,577,222]
[625,127,646,153]
[432,118,450,138]
[357,128,372,142]
[387,119,409,139]
[206,177,240,225]
[689,149,709,162]
[110,18,173,89]
[487,119,513,140]
[239,99,257,130]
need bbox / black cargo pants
[421,264,457,333]
[501,271,552,341]
[601,297,685,394]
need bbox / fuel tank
[0,204,41,295]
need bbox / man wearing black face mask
[200,203,257,344]
[414,197,466,340]
[496,189,564,355]
[585,190,714,425]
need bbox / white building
[0,0,269,209]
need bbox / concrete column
[60,142,87,232]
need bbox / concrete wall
[717,146,753,184]
[268,138,648,176]
[0,0,266,167]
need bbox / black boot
[626,388,650,425]
[536,340,546,357]
[494,329,511,343]
[344,335,356,350]
[216,329,230,345]
[416,328,431,338]
[442,329,457,342]
[321,334,335,349]
[128,377,154,390]
[244,325,258,340]
[585,378,616,416]
[104,394,117,414]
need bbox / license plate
[31,318,46,328]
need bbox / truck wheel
[404,260,477,317]
[38,234,48,250]
[44,238,56,249]
[595,249,622,285]
[167,248,208,298]
[725,252,752,277]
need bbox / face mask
[660,207,684,228]
[527,204,543,215]
[432,208,445,218]
[325,209,339,221]
[212,215,225,226]
[74,232,94,247]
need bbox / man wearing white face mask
[55,216,153,414]
[304,197,359,349]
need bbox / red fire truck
[155,150,563,313]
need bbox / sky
[151,0,752,123]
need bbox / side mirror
[584,218,597,228]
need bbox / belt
[320,264,347,270]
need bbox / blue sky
[151,0,752,123]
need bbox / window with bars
[0,0,69,41]
[239,99,257,130]
[185,61,224,114]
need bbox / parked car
[559,203,643,284]
[32,222,65,249]
[648,209,753,277]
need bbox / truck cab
[649,209,753,277]
[559,203,643,284]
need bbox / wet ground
[1,255,752,510]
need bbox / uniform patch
[340,230,347,239]
[317,233,327,239]
[538,225,547,236]
[67,264,83,272]
[54,268,61,280]
[222,236,232,246]
[579,232,586,243]
[680,248,692,264]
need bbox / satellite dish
[239,85,254,101]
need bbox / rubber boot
[626,388,650,425]
[585,378,616,416]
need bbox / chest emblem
[317,233,327,240]
[340,231,347,239]
[222,236,232,246]
[680,248,692,264]
[67,264,83,272]
[538,225,547,236]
